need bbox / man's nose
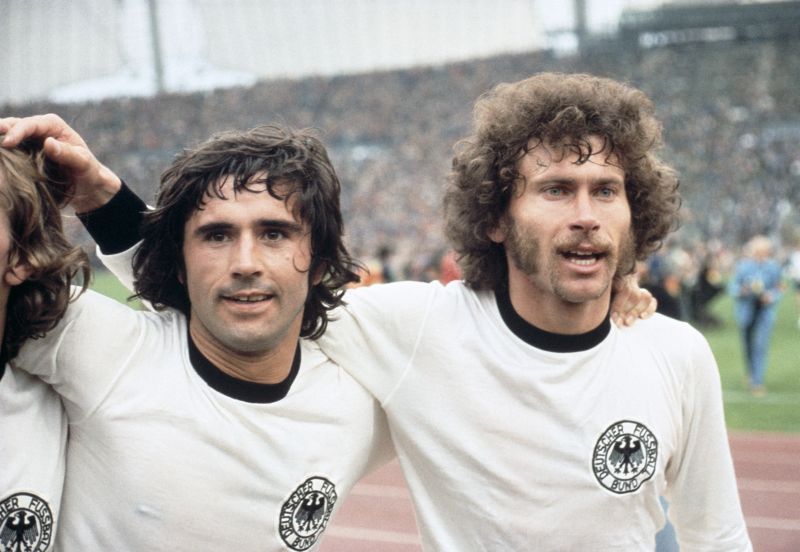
[231,235,262,277]
[569,191,601,233]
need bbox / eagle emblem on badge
[592,420,658,494]
[0,492,53,552]
[278,476,338,551]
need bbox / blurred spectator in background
[377,245,396,283]
[786,240,800,330]
[728,235,784,396]
[637,257,682,320]
[690,242,725,328]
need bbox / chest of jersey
[60,344,383,552]
[387,324,681,550]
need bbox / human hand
[610,275,657,327]
[0,114,121,213]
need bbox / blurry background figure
[377,245,396,283]
[637,257,682,320]
[728,235,784,397]
[688,240,725,328]
[637,245,688,320]
[786,238,800,330]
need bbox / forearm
[77,182,147,254]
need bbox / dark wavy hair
[132,124,360,340]
[444,72,681,290]
[0,137,90,360]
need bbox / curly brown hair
[444,72,681,290]
[132,124,361,340]
[0,138,90,361]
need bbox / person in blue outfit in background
[728,235,784,396]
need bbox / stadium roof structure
[620,0,800,47]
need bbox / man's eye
[544,187,563,197]
[264,230,286,241]
[597,187,617,198]
[206,232,228,242]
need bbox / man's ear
[310,262,326,287]
[488,219,508,244]
[4,261,32,287]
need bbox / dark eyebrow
[193,219,304,237]
[255,219,304,234]
[193,222,233,237]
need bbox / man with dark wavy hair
[0,120,392,551]
[0,138,90,552]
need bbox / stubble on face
[504,216,637,304]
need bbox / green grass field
[90,270,800,433]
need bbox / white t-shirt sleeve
[665,330,752,551]
[11,289,146,423]
[319,281,439,403]
[97,242,139,293]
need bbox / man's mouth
[223,293,273,303]
[560,250,606,266]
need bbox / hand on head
[0,114,121,212]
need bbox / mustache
[554,232,614,253]
[218,279,275,297]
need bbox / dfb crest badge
[0,492,53,552]
[592,420,658,494]
[279,476,338,551]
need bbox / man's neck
[189,325,299,384]
[506,277,611,335]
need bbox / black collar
[188,334,301,403]
[494,286,611,353]
[0,344,8,380]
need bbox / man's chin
[554,280,612,305]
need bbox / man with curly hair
[0,121,393,550]
[0,138,90,552]
[318,73,749,550]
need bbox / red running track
[320,432,800,551]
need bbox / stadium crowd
[4,35,800,289]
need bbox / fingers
[0,115,94,175]
[1,114,121,213]
[42,136,94,174]
[612,288,657,327]
[0,114,84,149]
[639,289,657,319]
[0,117,20,131]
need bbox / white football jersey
[0,365,66,552]
[13,289,393,551]
[318,280,751,551]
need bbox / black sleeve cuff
[76,182,147,255]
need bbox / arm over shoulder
[318,281,440,402]
[12,288,148,422]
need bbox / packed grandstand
[3,2,800,285]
